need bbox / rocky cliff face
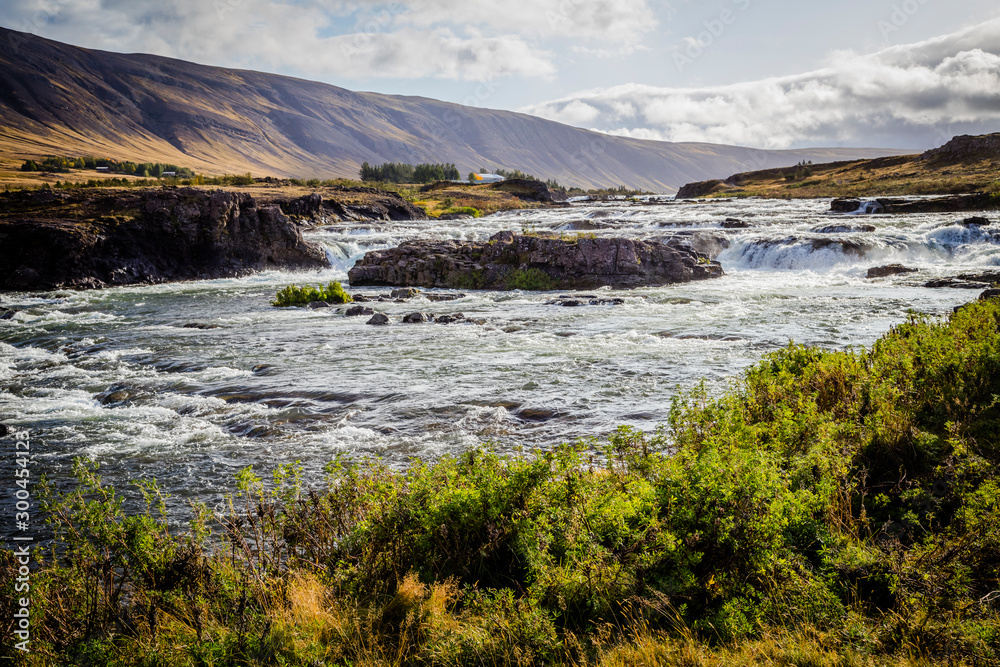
[0,188,330,290]
[348,231,724,290]
[923,133,1000,164]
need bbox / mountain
[0,27,912,192]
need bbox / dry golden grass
[698,153,1000,199]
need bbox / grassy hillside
[678,134,1000,199]
[0,28,909,193]
[6,297,1000,665]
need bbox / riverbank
[0,179,566,291]
[676,133,1000,201]
[6,296,999,666]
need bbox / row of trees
[359,161,460,183]
[20,156,194,178]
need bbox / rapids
[1,196,995,517]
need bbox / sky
[2,0,999,150]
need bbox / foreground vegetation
[6,299,1000,666]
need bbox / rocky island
[348,231,724,290]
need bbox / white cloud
[395,0,657,42]
[0,0,654,81]
[519,18,1000,149]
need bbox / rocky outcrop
[275,188,426,223]
[831,194,997,214]
[676,180,725,199]
[922,133,1000,165]
[488,179,568,204]
[348,231,724,290]
[0,187,330,291]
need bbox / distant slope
[0,27,911,192]
[675,133,1000,199]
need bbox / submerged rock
[721,218,752,229]
[403,312,428,323]
[348,231,724,290]
[924,278,991,289]
[547,297,625,307]
[961,216,991,227]
[813,224,877,234]
[345,305,375,317]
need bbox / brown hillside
[0,28,911,192]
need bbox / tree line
[20,156,194,178]
[359,162,460,183]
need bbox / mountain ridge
[0,27,912,192]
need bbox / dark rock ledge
[0,188,330,290]
[348,231,724,290]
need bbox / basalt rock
[831,194,997,214]
[348,231,724,290]
[813,224,877,234]
[0,187,330,291]
[867,264,918,279]
[676,179,725,199]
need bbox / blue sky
[2,0,999,149]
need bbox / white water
[1,197,995,513]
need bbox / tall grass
[5,301,1000,665]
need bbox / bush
[442,206,481,218]
[505,267,554,290]
[272,281,352,307]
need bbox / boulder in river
[348,231,724,290]
[403,312,428,323]
[813,224,877,234]
[366,313,390,325]
[867,264,918,279]
[980,288,1000,300]
[961,216,991,227]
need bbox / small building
[161,171,176,177]
[95,166,109,172]
[470,173,504,184]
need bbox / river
[0,196,994,517]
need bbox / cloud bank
[520,19,1000,149]
[1,0,655,81]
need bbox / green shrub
[442,205,481,218]
[272,281,352,307]
[505,267,554,290]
